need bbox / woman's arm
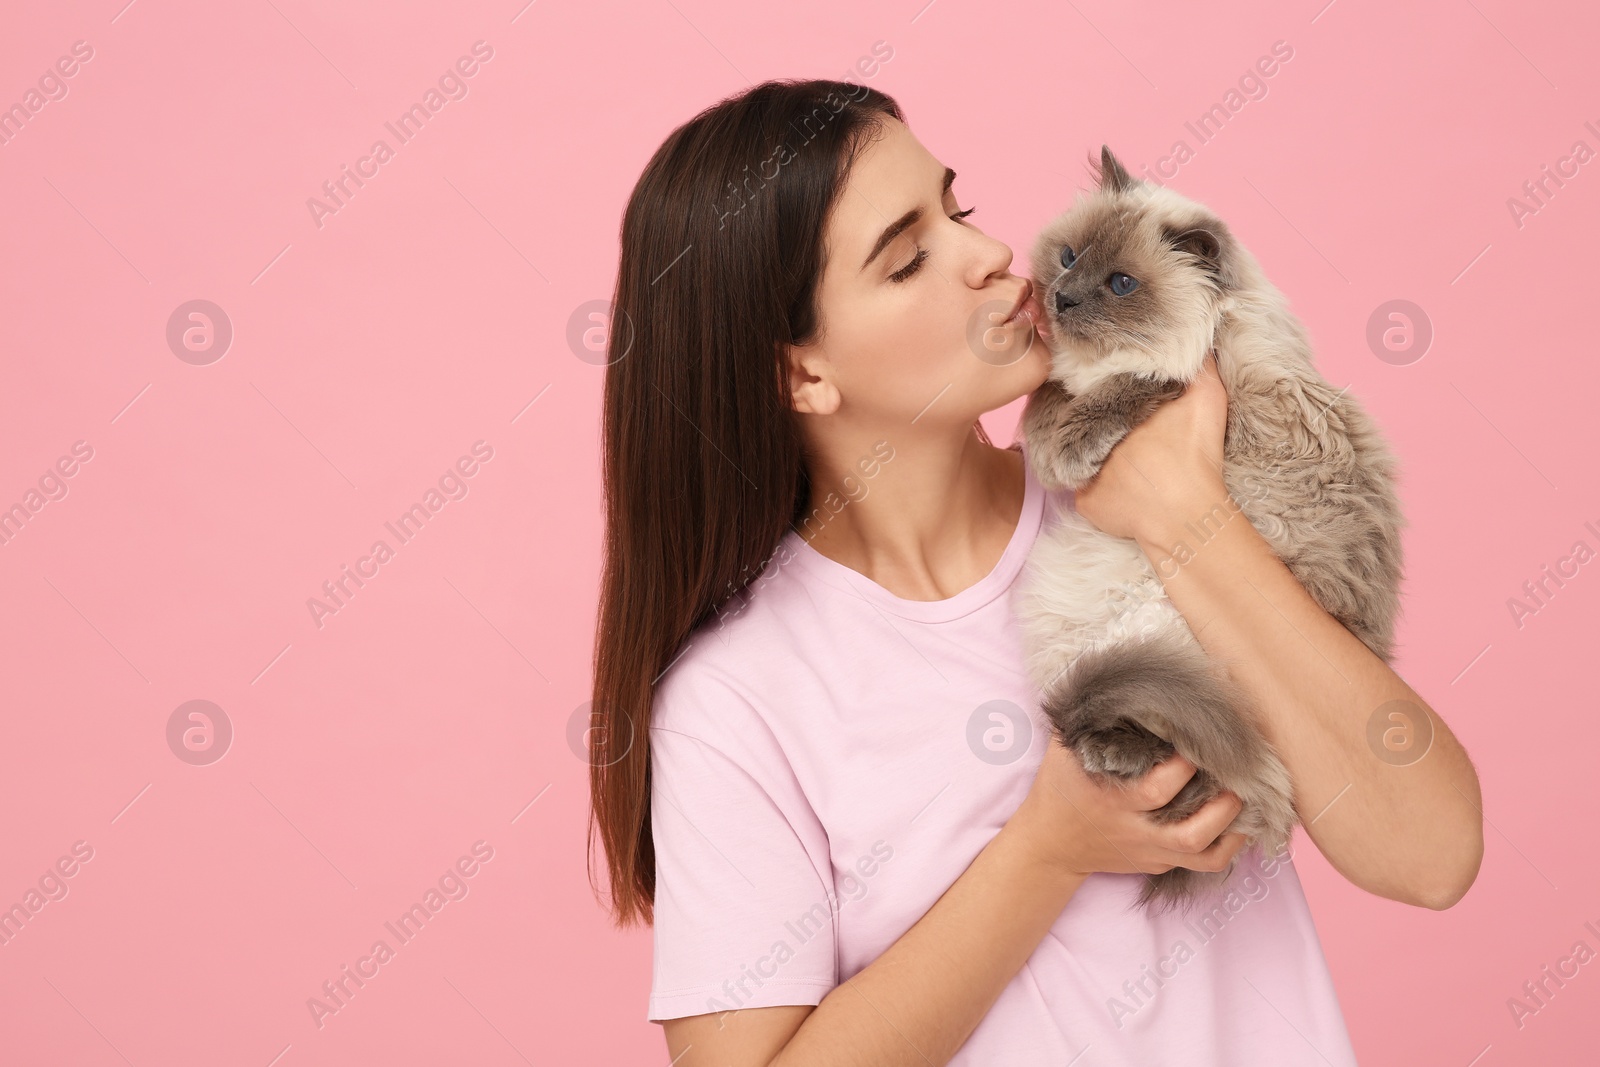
[665,820,1087,1067]
[1132,494,1483,909]
[1075,353,1484,911]
[663,745,1251,1066]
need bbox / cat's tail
[1046,626,1298,881]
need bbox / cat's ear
[1095,145,1136,194]
[1164,218,1244,292]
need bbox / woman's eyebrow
[859,166,958,273]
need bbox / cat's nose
[1054,291,1080,312]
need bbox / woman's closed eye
[889,205,978,283]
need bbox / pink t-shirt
[647,441,1359,1066]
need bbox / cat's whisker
[1116,330,1163,359]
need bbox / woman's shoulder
[650,594,799,747]
[651,638,758,732]
[648,625,822,822]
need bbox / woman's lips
[1007,289,1052,341]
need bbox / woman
[588,78,1482,1066]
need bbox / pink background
[1,0,1596,1063]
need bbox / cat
[1013,146,1407,912]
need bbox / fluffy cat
[1013,146,1407,912]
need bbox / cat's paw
[1073,716,1176,780]
[1056,419,1124,480]
[1030,445,1100,492]
[1048,377,1186,488]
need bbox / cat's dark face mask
[1031,146,1241,382]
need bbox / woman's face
[788,116,1052,435]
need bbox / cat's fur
[1014,146,1406,912]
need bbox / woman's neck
[795,429,1024,602]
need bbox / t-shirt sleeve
[647,667,838,1023]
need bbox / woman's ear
[782,341,841,416]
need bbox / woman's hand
[1013,734,1249,882]
[1073,351,1229,543]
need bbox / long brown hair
[588,78,989,927]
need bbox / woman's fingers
[1044,745,1256,879]
[1154,790,1247,870]
[1196,831,1252,873]
[1129,753,1198,811]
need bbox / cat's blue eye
[1059,245,1077,269]
[1108,272,1139,296]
